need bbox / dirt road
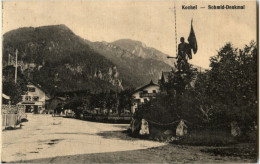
[1,114,164,162]
[1,114,255,163]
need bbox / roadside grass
[171,129,257,160]
[200,143,257,160]
[172,130,237,146]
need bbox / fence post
[4,114,7,129]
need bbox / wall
[131,85,159,113]
[22,84,46,102]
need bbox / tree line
[135,41,257,136]
[63,88,135,118]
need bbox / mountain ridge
[3,25,204,95]
[2,25,122,95]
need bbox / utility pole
[15,49,18,84]
[8,54,11,65]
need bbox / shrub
[173,129,237,146]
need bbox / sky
[2,0,257,68]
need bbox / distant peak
[101,41,109,44]
[4,24,71,35]
[35,24,70,30]
[113,39,143,45]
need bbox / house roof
[27,81,50,99]
[133,80,159,94]
[161,71,198,88]
[48,96,67,101]
[17,101,45,106]
[161,72,171,83]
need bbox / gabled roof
[48,97,67,101]
[133,80,159,94]
[27,82,43,89]
[161,72,171,83]
[27,81,50,99]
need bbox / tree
[135,64,199,127]
[64,96,83,118]
[2,80,24,104]
[136,41,257,133]
[2,66,27,105]
[118,88,135,114]
[160,64,197,96]
[195,41,257,130]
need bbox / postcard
[1,0,258,163]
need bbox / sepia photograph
[1,0,258,163]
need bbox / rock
[148,136,153,140]
[176,120,187,137]
[231,121,241,137]
[139,119,149,135]
[164,129,174,135]
[160,136,164,141]
[165,136,172,142]
[171,136,177,141]
[130,118,141,134]
[155,137,160,141]
[165,136,177,142]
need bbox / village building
[131,80,159,113]
[17,82,49,113]
[160,70,197,90]
[46,97,67,114]
[160,71,173,94]
[161,71,171,83]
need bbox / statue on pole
[167,19,198,94]
[177,37,191,71]
[175,19,198,72]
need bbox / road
[1,114,255,163]
[1,114,164,162]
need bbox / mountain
[3,25,200,95]
[86,39,206,88]
[112,39,205,72]
[112,39,176,66]
[85,40,173,88]
[2,25,122,95]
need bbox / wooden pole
[174,1,178,55]
[8,54,11,65]
[15,49,18,84]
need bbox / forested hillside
[2,25,122,95]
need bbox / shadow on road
[96,130,138,141]
[48,132,93,135]
[111,125,130,129]
[9,144,255,163]
[9,146,179,163]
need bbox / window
[153,90,157,93]
[33,96,39,101]
[28,87,35,92]
[136,99,141,104]
[25,96,32,101]
[144,98,148,103]
[143,90,148,94]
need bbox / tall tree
[195,41,257,129]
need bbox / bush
[173,129,237,146]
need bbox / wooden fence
[2,105,27,130]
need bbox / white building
[131,80,159,113]
[17,82,49,113]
